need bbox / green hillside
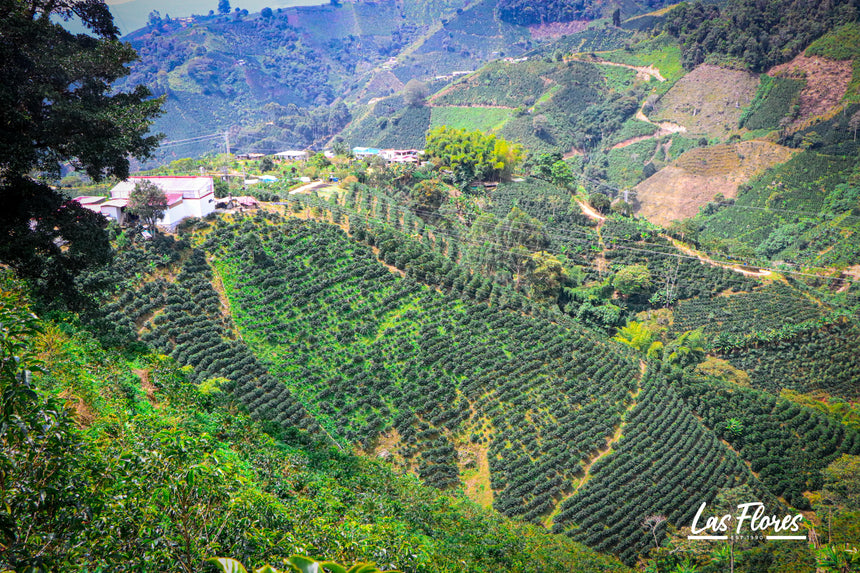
[0,274,630,572]
[8,1,860,571]
[76,199,860,567]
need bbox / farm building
[274,150,308,161]
[81,176,218,227]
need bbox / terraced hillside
[89,210,860,567]
[2,274,632,573]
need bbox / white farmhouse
[106,176,217,227]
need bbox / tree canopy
[0,0,163,308]
[128,180,169,229]
[424,126,522,189]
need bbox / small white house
[274,150,308,161]
[107,176,217,227]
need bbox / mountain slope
[82,207,860,567]
[0,273,630,572]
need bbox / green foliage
[815,544,860,573]
[208,556,394,573]
[589,192,611,214]
[739,75,804,131]
[613,264,652,297]
[429,106,514,133]
[0,0,162,180]
[495,0,602,26]
[528,250,570,302]
[409,179,448,221]
[823,455,860,510]
[553,363,760,565]
[696,150,860,269]
[612,321,656,353]
[433,60,552,108]
[424,126,522,184]
[664,328,705,368]
[0,276,87,571]
[670,282,830,344]
[128,179,169,229]
[597,33,684,82]
[0,270,631,572]
[678,373,860,509]
[0,0,160,311]
[725,417,744,437]
[663,0,858,72]
[437,59,642,154]
[717,316,860,400]
[805,21,860,60]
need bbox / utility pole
[224,130,230,155]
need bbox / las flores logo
[687,501,806,541]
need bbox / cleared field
[634,141,797,225]
[651,64,759,138]
[769,54,853,125]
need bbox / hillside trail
[575,198,606,223]
[575,199,609,274]
[608,101,687,150]
[574,196,773,278]
[663,235,773,278]
[542,361,645,529]
[566,55,666,82]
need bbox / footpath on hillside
[573,200,774,279]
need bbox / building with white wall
[103,176,217,227]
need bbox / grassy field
[597,33,685,82]
[430,106,514,132]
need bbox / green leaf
[286,555,320,573]
[208,558,250,573]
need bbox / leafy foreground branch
[209,555,394,573]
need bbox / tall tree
[403,79,430,107]
[128,180,168,229]
[0,0,163,308]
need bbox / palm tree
[665,329,706,368]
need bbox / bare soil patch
[651,64,759,137]
[529,20,589,39]
[768,55,852,126]
[634,141,796,226]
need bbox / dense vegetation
[0,274,629,572]
[678,373,860,509]
[693,149,860,270]
[496,0,601,26]
[663,0,860,71]
[552,363,763,564]
[9,0,860,570]
[75,204,856,568]
[670,282,831,341]
[719,320,860,401]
